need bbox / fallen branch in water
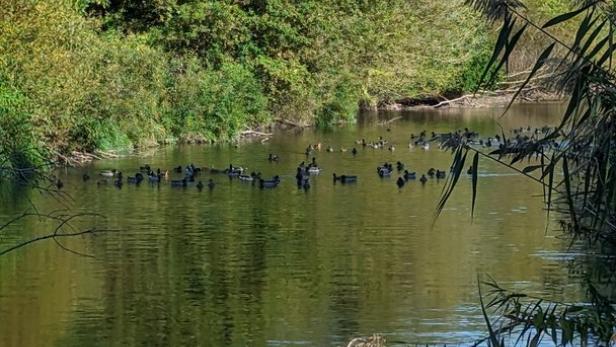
[241,130,273,137]
[433,94,474,108]
[274,117,308,128]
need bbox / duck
[333,173,358,184]
[326,146,334,152]
[56,179,64,190]
[196,181,204,191]
[82,173,90,182]
[403,170,416,180]
[207,179,215,189]
[396,161,405,171]
[268,153,279,162]
[420,174,428,184]
[427,168,436,177]
[377,163,393,177]
[388,145,395,152]
[340,147,348,152]
[99,169,116,177]
[467,166,473,175]
[436,170,446,179]
[127,173,144,185]
[351,147,358,156]
[378,167,391,177]
[307,157,321,174]
[259,175,281,188]
[396,177,406,188]
[174,165,183,174]
[226,164,244,176]
[308,166,321,174]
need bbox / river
[0,103,585,346]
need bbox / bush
[0,81,43,174]
[169,59,268,141]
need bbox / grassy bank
[0,0,573,169]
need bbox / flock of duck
[59,125,557,192]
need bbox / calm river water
[0,103,585,346]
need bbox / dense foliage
[0,0,573,166]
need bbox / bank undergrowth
[0,0,571,169]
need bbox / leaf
[478,278,501,347]
[542,1,597,28]
[435,146,467,218]
[499,43,555,118]
[523,165,543,174]
[471,151,479,218]
[476,17,516,91]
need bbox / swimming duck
[196,181,204,191]
[268,153,279,162]
[420,174,428,184]
[352,148,358,156]
[427,168,436,177]
[174,165,182,174]
[436,170,446,179]
[403,170,416,180]
[82,173,90,182]
[467,166,473,175]
[127,173,144,185]
[139,164,151,172]
[377,167,392,177]
[307,157,321,174]
[327,146,334,152]
[333,173,357,183]
[56,179,64,190]
[207,179,215,189]
[259,175,281,188]
[396,177,405,188]
[308,166,321,174]
[396,161,405,171]
[99,169,116,177]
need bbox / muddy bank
[375,89,565,111]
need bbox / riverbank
[377,89,565,111]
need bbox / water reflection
[0,103,585,346]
